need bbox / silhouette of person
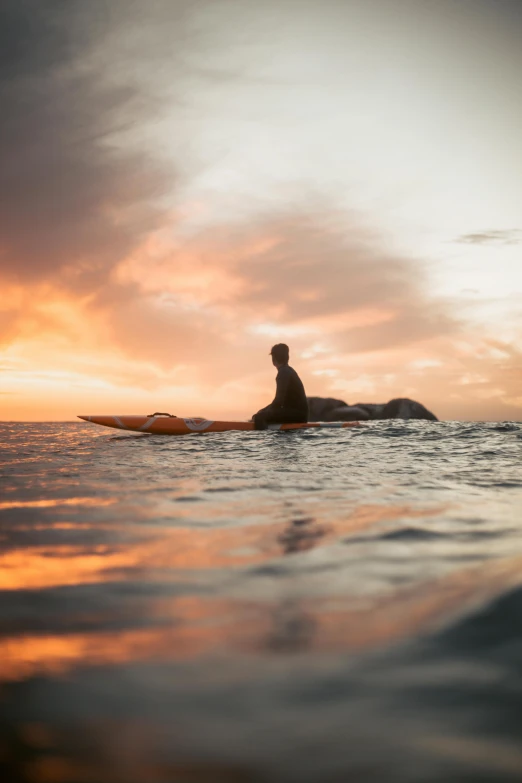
[252,344,308,430]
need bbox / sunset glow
[1,1,521,421]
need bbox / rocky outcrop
[307,396,438,422]
[305,397,362,421]
[380,398,438,421]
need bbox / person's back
[273,363,308,416]
[252,344,308,429]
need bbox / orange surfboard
[78,414,364,435]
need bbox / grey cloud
[222,211,462,349]
[225,215,413,317]
[0,0,174,287]
[109,208,460,365]
[456,230,521,246]
[0,0,467,365]
[340,307,456,353]
[81,208,459,370]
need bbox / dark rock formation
[306,397,370,422]
[352,403,386,419]
[332,405,371,422]
[307,396,438,422]
[380,397,438,421]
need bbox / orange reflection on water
[0,503,444,590]
[0,497,117,510]
[0,596,238,681]
[0,546,138,591]
[2,554,522,682]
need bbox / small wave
[378,527,446,542]
[108,434,150,442]
[249,563,292,577]
[204,487,239,494]
[457,529,513,540]
[372,426,413,438]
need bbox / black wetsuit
[253,364,308,429]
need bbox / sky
[1,0,521,421]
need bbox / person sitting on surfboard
[252,344,309,430]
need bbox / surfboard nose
[77,416,90,421]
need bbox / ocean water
[0,419,521,783]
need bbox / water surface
[1,420,521,781]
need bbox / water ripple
[0,419,521,782]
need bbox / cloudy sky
[1,0,521,421]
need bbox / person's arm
[272,367,290,409]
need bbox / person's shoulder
[277,364,293,381]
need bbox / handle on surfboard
[146,412,177,417]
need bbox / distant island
[307,397,438,422]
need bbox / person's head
[270,343,289,367]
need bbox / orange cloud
[2,207,521,421]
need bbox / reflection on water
[0,501,444,590]
[0,497,117,510]
[1,421,522,782]
[277,517,328,554]
[3,551,522,683]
